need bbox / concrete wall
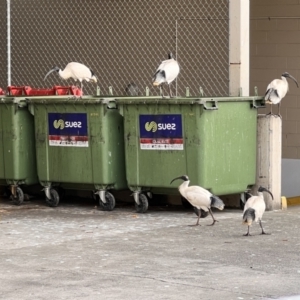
[250,0,300,198]
[250,0,300,159]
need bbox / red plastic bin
[7,85,82,96]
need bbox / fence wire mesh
[2,0,229,97]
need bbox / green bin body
[28,97,127,208]
[117,96,264,198]
[0,97,38,203]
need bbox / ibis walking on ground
[44,62,98,94]
[153,53,180,98]
[170,175,225,226]
[242,186,274,236]
[264,72,299,117]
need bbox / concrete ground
[0,195,299,300]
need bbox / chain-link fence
[1,0,229,96]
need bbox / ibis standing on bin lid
[44,62,98,93]
[170,175,225,226]
[242,186,273,236]
[153,53,180,98]
[265,72,299,117]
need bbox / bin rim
[112,96,265,108]
[24,96,116,105]
[0,97,28,105]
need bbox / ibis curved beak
[170,176,183,185]
[170,176,188,185]
[44,67,59,81]
[91,75,97,83]
[287,74,299,88]
[260,187,274,200]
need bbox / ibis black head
[282,72,299,88]
[168,53,174,59]
[170,175,189,185]
[258,186,274,200]
[44,66,60,81]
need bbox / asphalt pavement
[0,195,299,300]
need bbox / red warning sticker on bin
[48,113,88,147]
[139,114,183,150]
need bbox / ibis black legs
[243,226,251,236]
[207,208,218,226]
[189,209,201,226]
[243,220,269,236]
[189,208,218,226]
[159,83,174,98]
[259,220,269,235]
[267,103,282,118]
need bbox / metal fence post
[229,0,249,97]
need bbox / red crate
[7,85,83,97]
[70,86,83,96]
[54,86,71,95]
[24,86,56,96]
[7,86,24,96]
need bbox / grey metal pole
[229,0,249,96]
[7,0,11,86]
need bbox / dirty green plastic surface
[0,97,38,185]
[116,96,265,195]
[27,97,127,191]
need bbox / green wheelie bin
[116,96,265,213]
[27,96,127,209]
[0,97,38,205]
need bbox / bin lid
[25,96,116,105]
[113,96,265,109]
[0,97,28,107]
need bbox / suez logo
[145,121,177,132]
[53,119,82,130]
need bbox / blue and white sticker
[139,114,183,150]
[48,113,88,147]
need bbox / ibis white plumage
[242,186,273,236]
[153,53,180,98]
[170,175,225,226]
[44,62,97,92]
[265,72,298,116]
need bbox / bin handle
[199,100,218,110]
[251,98,266,109]
[102,99,117,109]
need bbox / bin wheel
[99,191,115,211]
[240,192,252,210]
[46,188,60,207]
[135,193,148,213]
[56,186,65,201]
[181,197,193,209]
[193,207,209,218]
[10,187,24,206]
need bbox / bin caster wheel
[135,193,148,213]
[99,191,115,211]
[193,207,209,218]
[46,188,60,207]
[181,196,193,209]
[10,187,24,206]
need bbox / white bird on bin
[170,175,225,226]
[242,186,273,236]
[264,72,298,117]
[44,62,97,93]
[153,53,180,98]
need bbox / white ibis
[153,53,180,98]
[242,186,273,236]
[265,72,299,116]
[170,175,225,226]
[44,62,97,92]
